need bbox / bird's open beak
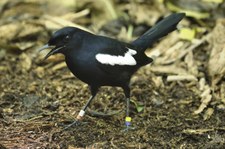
[38,44,64,60]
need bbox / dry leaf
[199,78,206,91]
[152,76,164,88]
[52,62,67,71]
[203,108,214,120]
[19,53,32,71]
[127,4,162,26]
[208,19,225,85]
[166,1,210,19]
[34,67,45,78]
[194,85,212,114]
[182,128,214,134]
[184,51,198,76]
[150,65,188,75]
[167,74,198,82]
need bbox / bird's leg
[76,94,96,120]
[125,97,132,127]
[123,86,135,131]
[64,86,98,130]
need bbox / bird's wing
[95,45,138,75]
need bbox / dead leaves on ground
[146,16,225,117]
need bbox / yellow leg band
[125,116,132,122]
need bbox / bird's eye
[64,35,70,42]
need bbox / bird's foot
[63,110,87,130]
[121,116,135,132]
[121,125,136,132]
[63,120,81,130]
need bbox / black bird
[39,13,185,130]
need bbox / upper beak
[38,44,64,60]
[38,44,54,52]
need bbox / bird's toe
[121,126,136,132]
[63,120,88,130]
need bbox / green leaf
[137,106,144,113]
[179,28,196,41]
[131,99,144,113]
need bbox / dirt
[0,54,224,148]
[0,0,225,148]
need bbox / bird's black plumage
[132,13,185,51]
[39,13,185,130]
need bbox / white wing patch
[95,48,137,66]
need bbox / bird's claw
[63,120,87,130]
[121,126,136,132]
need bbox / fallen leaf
[166,1,210,19]
[19,53,32,72]
[203,108,214,120]
[179,28,196,41]
[208,19,225,85]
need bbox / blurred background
[0,0,225,148]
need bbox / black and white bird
[39,13,185,130]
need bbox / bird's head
[38,27,78,60]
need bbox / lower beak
[38,44,64,60]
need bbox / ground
[1,57,224,148]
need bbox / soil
[1,55,224,148]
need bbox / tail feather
[131,13,185,51]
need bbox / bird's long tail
[131,13,185,51]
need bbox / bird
[39,13,185,130]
